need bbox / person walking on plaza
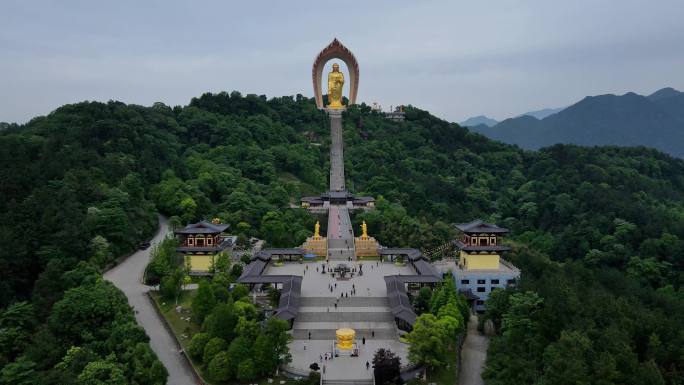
[366,361,370,370]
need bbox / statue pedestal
[354,235,380,258]
[325,107,346,116]
[302,235,327,257]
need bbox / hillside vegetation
[0,92,683,383]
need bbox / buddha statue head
[332,63,340,72]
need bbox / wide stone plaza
[267,261,413,381]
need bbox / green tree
[237,358,257,382]
[207,351,233,382]
[202,337,227,365]
[0,302,35,364]
[188,332,211,360]
[203,302,238,343]
[77,357,127,385]
[160,268,184,303]
[0,357,36,385]
[406,314,447,371]
[541,330,592,385]
[231,283,249,300]
[192,280,217,323]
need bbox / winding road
[458,315,489,385]
[104,216,198,385]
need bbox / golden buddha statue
[327,63,344,109]
[314,221,321,238]
[361,221,368,238]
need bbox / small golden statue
[314,221,321,238]
[336,328,355,350]
[327,63,344,109]
[361,221,368,238]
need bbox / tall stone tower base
[303,235,328,257]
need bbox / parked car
[139,241,151,250]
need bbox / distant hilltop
[464,87,684,158]
[460,107,565,128]
[460,115,499,127]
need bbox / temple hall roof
[455,219,509,234]
[175,221,229,234]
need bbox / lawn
[150,290,199,351]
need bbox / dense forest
[1,91,683,384]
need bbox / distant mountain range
[460,115,499,127]
[515,107,565,120]
[460,107,565,127]
[463,87,684,158]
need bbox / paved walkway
[458,315,489,385]
[329,111,345,191]
[327,205,355,261]
[104,216,198,385]
[326,112,355,261]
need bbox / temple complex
[174,220,236,275]
[235,39,519,382]
[453,219,520,312]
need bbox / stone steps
[323,380,373,385]
[300,297,389,307]
[293,321,394,331]
[292,328,396,340]
[296,311,394,323]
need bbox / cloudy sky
[1,0,683,124]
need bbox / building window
[461,279,470,284]
[188,238,194,246]
[476,300,485,305]
[477,279,486,284]
[490,237,496,245]
[491,279,500,284]
[477,287,486,293]
[207,238,213,245]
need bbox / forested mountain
[1,92,684,384]
[471,87,684,158]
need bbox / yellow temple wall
[461,251,500,270]
[185,254,214,272]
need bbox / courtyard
[265,260,415,381]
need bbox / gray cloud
[1,0,683,123]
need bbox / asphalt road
[458,315,489,385]
[104,216,199,385]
